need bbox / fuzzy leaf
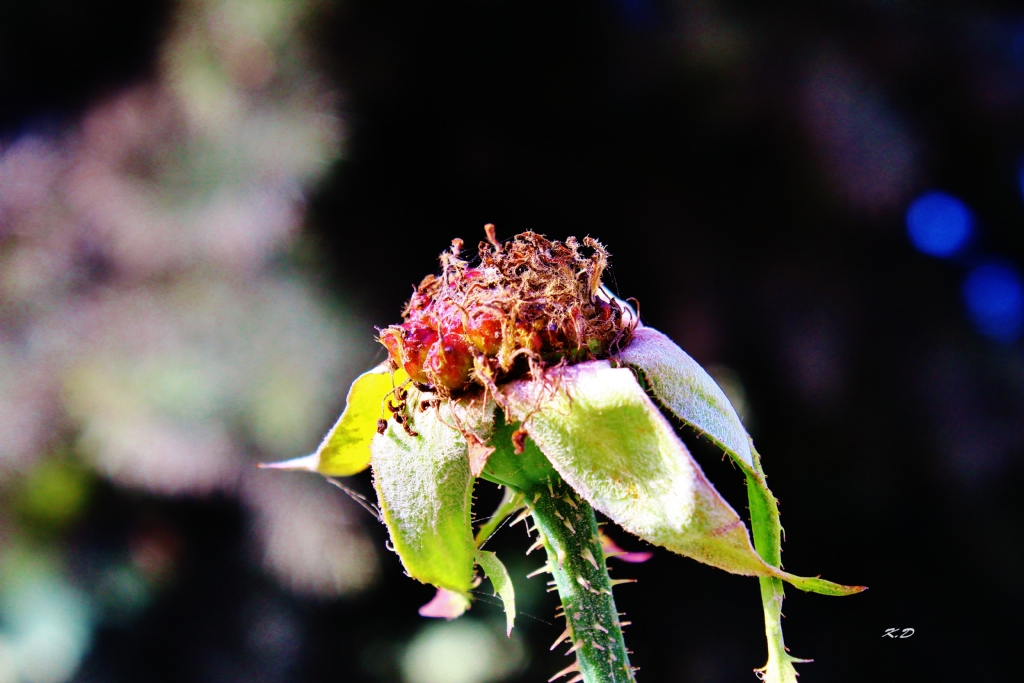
[476,550,516,636]
[500,361,863,595]
[619,326,754,471]
[260,364,406,476]
[371,388,476,595]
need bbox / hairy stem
[747,445,804,683]
[528,478,635,683]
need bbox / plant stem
[528,477,635,683]
[746,445,803,683]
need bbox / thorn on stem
[527,564,552,578]
[510,509,531,528]
[550,627,572,650]
[547,662,580,682]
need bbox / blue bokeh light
[616,0,656,30]
[962,263,1024,342]
[1011,21,1024,71]
[906,191,974,258]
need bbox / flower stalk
[528,478,634,683]
[747,446,810,683]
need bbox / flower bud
[425,333,475,390]
[392,323,439,385]
[377,229,633,394]
[467,310,503,356]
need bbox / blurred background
[1,0,1021,681]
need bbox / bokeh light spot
[616,0,656,30]
[905,191,973,258]
[962,263,1024,342]
[1011,22,1024,70]
[401,619,524,683]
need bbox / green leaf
[371,387,476,595]
[499,361,863,595]
[260,363,407,476]
[619,326,753,471]
[475,550,516,636]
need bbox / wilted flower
[265,228,863,683]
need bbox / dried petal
[377,230,633,394]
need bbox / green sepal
[475,550,516,636]
[260,363,406,476]
[619,327,864,681]
[479,411,558,492]
[371,386,476,595]
[499,361,863,595]
[620,330,863,589]
[618,326,753,471]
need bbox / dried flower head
[378,227,635,394]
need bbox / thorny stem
[527,478,636,683]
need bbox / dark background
[5,0,1023,681]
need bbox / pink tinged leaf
[599,532,653,564]
[618,327,754,471]
[499,361,766,577]
[418,588,471,619]
[499,361,862,595]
